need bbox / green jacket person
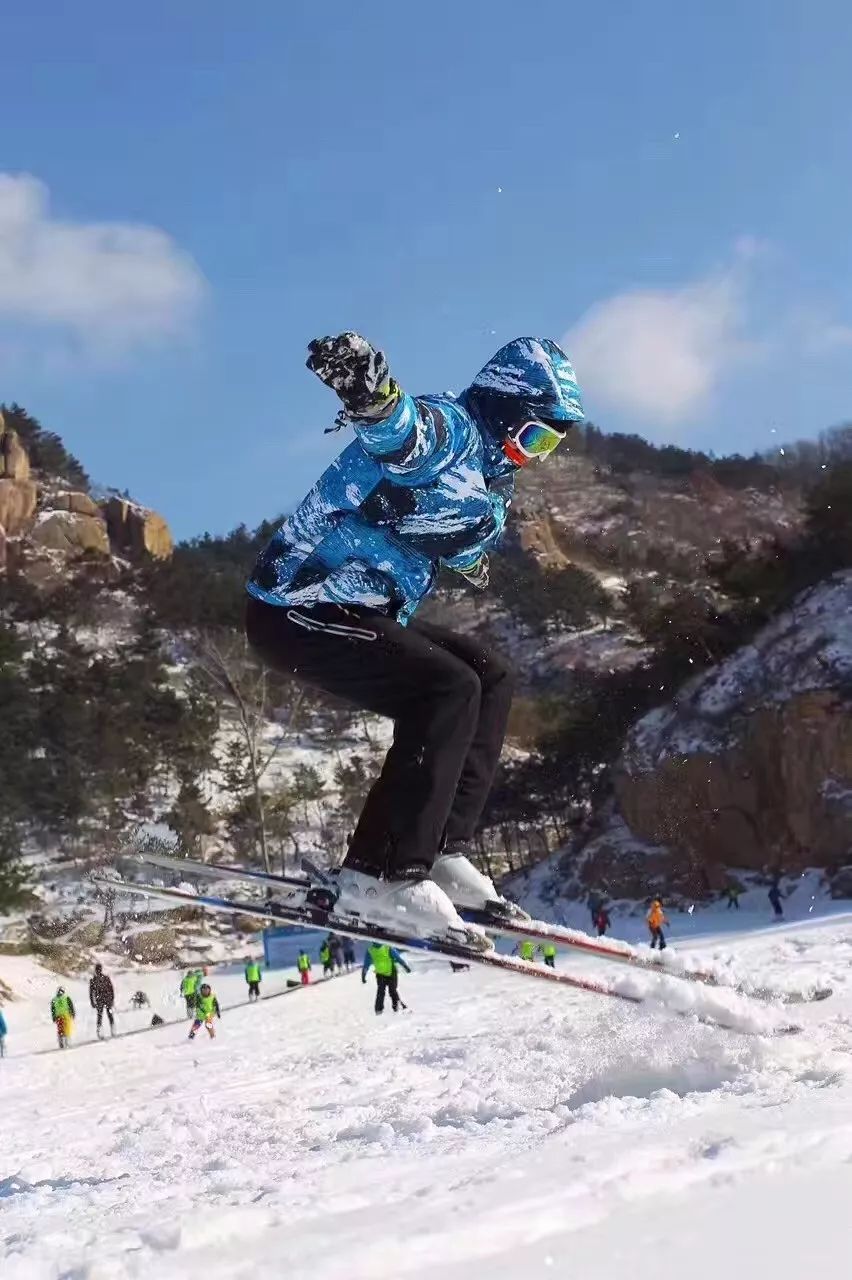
[188,983,221,1041]
[362,944,410,1015]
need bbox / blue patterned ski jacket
[247,337,583,624]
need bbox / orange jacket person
[647,899,668,951]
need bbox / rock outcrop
[102,496,174,561]
[0,425,174,591]
[580,573,852,896]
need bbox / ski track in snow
[4,919,852,1279]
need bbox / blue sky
[1,0,851,539]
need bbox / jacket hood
[461,337,584,435]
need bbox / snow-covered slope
[4,914,852,1278]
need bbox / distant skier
[647,899,668,950]
[329,935,344,974]
[342,940,357,973]
[588,894,602,928]
[540,942,557,969]
[131,991,149,1009]
[188,982,221,1040]
[244,332,583,945]
[362,943,411,1015]
[319,939,334,977]
[595,906,611,937]
[297,950,312,985]
[726,886,742,910]
[50,987,75,1049]
[89,962,116,1039]
[515,940,537,962]
[244,957,262,1002]
[0,1005,7,1058]
[180,968,200,1018]
[768,883,783,919]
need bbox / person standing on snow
[515,940,537,962]
[180,968,204,1017]
[768,882,784,919]
[89,963,116,1039]
[342,939,357,973]
[595,905,611,937]
[329,934,344,973]
[362,943,411,1015]
[539,942,557,969]
[50,987,75,1049]
[188,982,221,1041]
[319,938,334,976]
[244,957,262,1002]
[647,899,668,950]
[245,334,583,947]
[297,949,312,985]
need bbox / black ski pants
[247,981,261,1000]
[95,1003,114,1032]
[649,927,666,951]
[375,973,400,1013]
[245,597,514,877]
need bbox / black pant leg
[375,975,387,1013]
[245,598,482,875]
[388,973,400,1010]
[106,1006,114,1028]
[96,1005,103,1030]
[412,620,514,845]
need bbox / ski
[131,851,831,1006]
[92,876,800,1035]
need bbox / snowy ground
[4,914,852,1279]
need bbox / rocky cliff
[0,410,173,586]
[574,572,852,898]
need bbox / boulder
[607,572,852,893]
[45,490,100,517]
[31,510,111,558]
[0,478,37,535]
[0,424,32,481]
[102,496,174,561]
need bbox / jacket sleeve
[351,393,458,481]
[69,999,76,1018]
[390,949,411,973]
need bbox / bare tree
[195,630,303,872]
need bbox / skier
[768,882,783,919]
[50,987,75,1049]
[244,957,262,1002]
[131,991,149,1009]
[647,899,668,950]
[515,940,537,962]
[188,982,221,1040]
[726,885,741,910]
[539,942,557,969]
[297,949,312,985]
[362,943,410,1015]
[0,1005,7,1058]
[319,938,334,977]
[180,968,200,1018]
[595,905,611,937]
[89,963,116,1039]
[342,939,357,973]
[244,332,583,945]
[330,934,344,973]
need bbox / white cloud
[0,172,205,357]
[564,261,752,424]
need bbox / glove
[454,554,490,590]
[306,332,398,419]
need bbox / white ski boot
[430,850,530,922]
[332,867,492,952]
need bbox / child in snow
[244,333,583,945]
[768,883,783,919]
[50,987,75,1048]
[362,943,411,1015]
[319,938,334,977]
[342,940,357,972]
[647,899,668,950]
[244,957,262,1002]
[180,968,201,1018]
[515,940,537,962]
[188,982,221,1040]
[595,906,611,937]
[539,942,557,968]
[297,950,312,985]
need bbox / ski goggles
[503,419,567,465]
